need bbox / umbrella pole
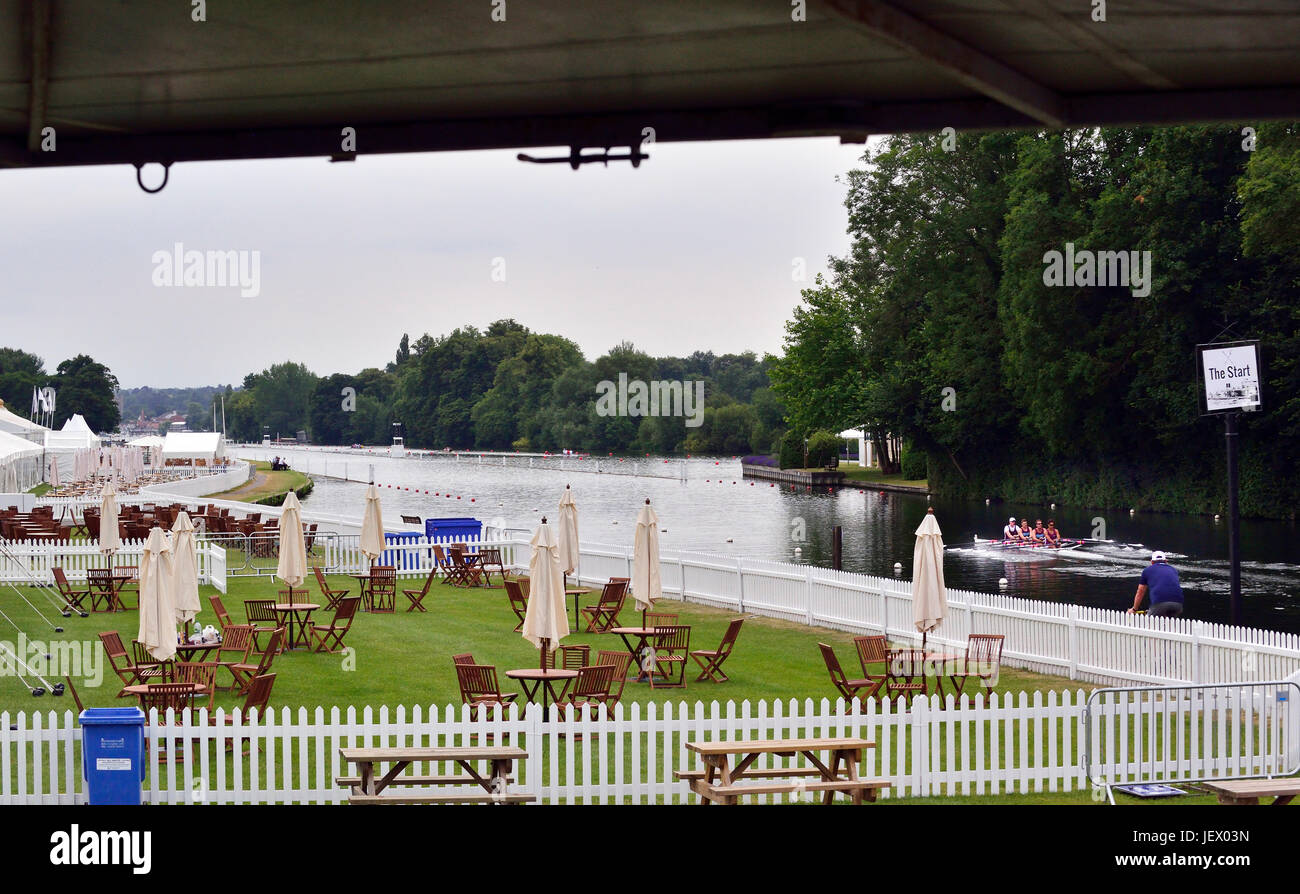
[541,636,550,670]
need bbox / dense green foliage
[0,348,120,433]
[217,322,785,455]
[120,386,224,422]
[770,124,1300,517]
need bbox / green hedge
[251,477,314,507]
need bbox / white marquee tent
[44,414,103,481]
[161,431,226,465]
[0,400,48,445]
[0,428,43,493]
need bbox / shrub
[806,430,843,468]
[778,431,805,469]
[900,445,926,480]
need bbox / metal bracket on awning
[134,161,172,194]
[517,145,648,170]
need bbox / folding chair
[648,625,690,689]
[690,618,745,682]
[174,661,219,722]
[212,673,277,754]
[367,566,397,612]
[455,663,518,719]
[448,547,483,588]
[504,578,529,631]
[312,565,350,611]
[432,545,459,584]
[131,640,172,683]
[554,664,617,717]
[86,568,121,613]
[451,652,477,666]
[98,631,146,697]
[818,642,883,703]
[477,547,507,588]
[214,624,255,692]
[209,594,233,631]
[595,649,632,708]
[645,611,679,630]
[884,649,929,704]
[231,627,285,695]
[952,634,1005,699]
[52,568,90,615]
[550,644,590,672]
[310,597,360,653]
[402,567,437,612]
[244,599,280,652]
[580,579,627,632]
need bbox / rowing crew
[1001,517,1063,547]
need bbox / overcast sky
[1,137,872,389]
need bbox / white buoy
[1050,503,1056,509]
[973,535,981,542]
[893,562,903,572]
[999,577,1009,588]
[794,547,802,556]
[1129,508,1136,515]
[1214,514,1221,521]
[985,498,990,505]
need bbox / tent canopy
[0,428,43,462]
[161,431,226,461]
[0,401,48,444]
[128,435,165,449]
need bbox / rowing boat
[974,538,1083,552]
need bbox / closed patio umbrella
[2,461,16,493]
[137,527,177,662]
[276,491,308,589]
[912,507,947,652]
[631,498,662,625]
[171,511,201,629]
[360,483,385,565]
[48,455,60,490]
[522,517,569,669]
[556,484,580,587]
[99,480,121,555]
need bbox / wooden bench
[1201,778,1300,805]
[681,737,890,805]
[338,746,533,805]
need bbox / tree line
[769,123,1300,517]
[0,349,121,433]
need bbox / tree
[0,348,46,417]
[50,354,120,433]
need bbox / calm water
[242,447,1300,631]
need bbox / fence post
[1068,604,1079,681]
[735,557,745,613]
[804,564,814,626]
[1191,621,1202,684]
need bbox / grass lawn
[9,571,1088,717]
[26,483,51,496]
[835,467,929,489]
[205,459,310,503]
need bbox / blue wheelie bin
[80,707,146,805]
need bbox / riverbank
[206,459,313,505]
[740,462,930,494]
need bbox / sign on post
[1198,340,1261,414]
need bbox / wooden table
[565,587,592,628]
[505,668,578,717]
[338,745,534,804]
[1202,778,1300,805]
[124,681,208,709]
[273,603,319,650]
[680,738,889,805]
[894,652,964,697]
[609,626,659,681]
[175,641,220,661]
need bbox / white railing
[0,538,225,590]
[1,692,1119,805]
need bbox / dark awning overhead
[2,0,1298,171]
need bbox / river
[239,446,1300,631]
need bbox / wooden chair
[504,578,529,631]
[854,635,890,694]
[580,579,627,633]
[212,673,277,754]
[447,547,482,588]
[209,594,233,631]
[550,644,590,672]
[63,675,85,714]
[138,683,193,725]
[646,611,679,630]
[86,568,120,613]
[312,565,349,611]
[174,661,219,720]
[131,640,171,683]
[884,649,929,704]
[215,625,255,691]
[818,642,883,703]
[594,650,632,708]
[477,547,507,588]
[231,628,285,695]
[52,568,90,614]
[245,599,279,651]
[451,652,477,666]
[952,634,1005,698]
[648,625,690,689]
[554,664,617,717]
[431,544,455,582]
[367,565,397,612]
[690,618,745,682]
[402,567,438,612]
[310,597,360,653]
[98,631,143,697]
[455,663,518,718]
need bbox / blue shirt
[1141,563,1183,605]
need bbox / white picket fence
[0,538,227,592]
[0,692,1112,805]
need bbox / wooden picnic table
[338,745,534,804]
[506,668,578,716]
[679,737,889,805]
[1202,778,1300,805]
[273,602,319,650]
[609,626,659,681]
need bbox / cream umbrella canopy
[631,499,662,624]
[360,484,385,564]
[276,491,308,590]
[99,480,121,555]
[171,512,201,629]
[48,455,60,490]
[556,484,580,622]
[522,518,569,669]
[912,507,948,652]
[137,527,178,662]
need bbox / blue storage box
[424,517,482,545]
[80,707,146,805]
